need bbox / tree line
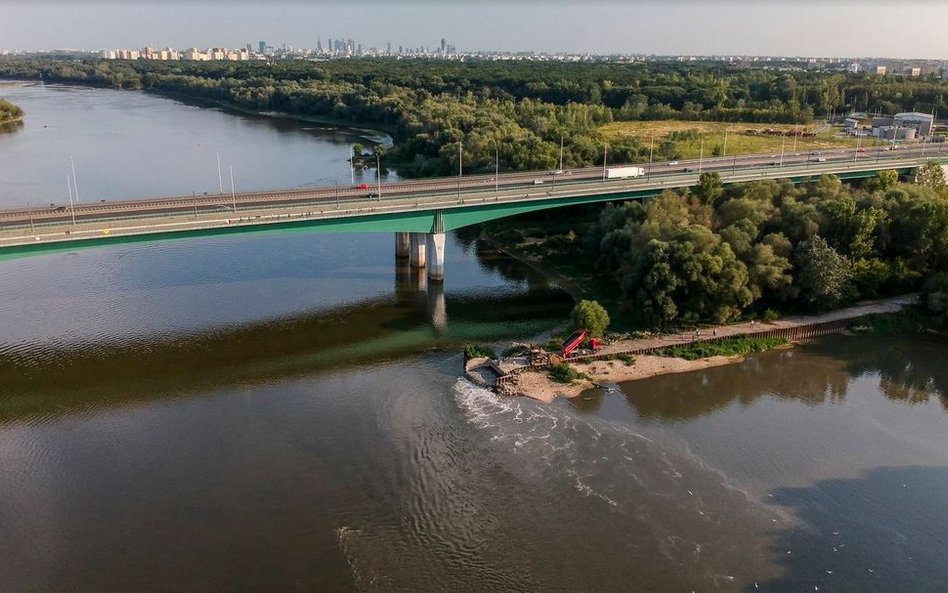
[582,167,948,326]
[0,57,946,177]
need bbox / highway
[0,144,944,231]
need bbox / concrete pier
[395,232,410,259]
[409,232,426,268]
[426,232,446,281]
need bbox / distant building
[258,41,266,54]
[909,67,922,76]
[847,62,861,73]
[894,112,934,136]
[875,65,887,75]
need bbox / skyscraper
[258,41,265,54]
[441,38,446,53]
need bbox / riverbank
[477,294,917,402]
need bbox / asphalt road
[0,143,944,229]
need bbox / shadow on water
[0,267,572,424]
[579,334,948,422]
[745,465,948,593]
[0,119,23,135]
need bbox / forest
[0,57,946,176]
[483,167,948,328]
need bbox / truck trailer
[605,166,646,180]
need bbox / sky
[2,1,948,59]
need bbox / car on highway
[367,192,380,198]
[667,161,679,166]
[770,161,779,166]
[532,179,544,185]
[810,151,822,156]
[857,148,866,153]
[682,167,695,173]
[816,157,827,162]
[355,183,369,189]
[54,206,67,212]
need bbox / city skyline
[3,1,948,59]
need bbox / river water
[1,83,948,593]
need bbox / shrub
[762,309,781,322]
[544,337,564,352]
[548,363,588,384]
[464,343,496,359]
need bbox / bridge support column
[426,232,446,282]
[395,232,410,258]
[409,232,426,268]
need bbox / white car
[532,179,544,185]
[667,161,679,166]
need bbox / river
[1,83,948,593]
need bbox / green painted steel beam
[0,164,931,260]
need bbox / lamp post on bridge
[229,164,237,214]
[648,132,654,181]
[376,153,382,202]
[602,143,608,182]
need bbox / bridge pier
[409,232,426,268]
[426,232,446,282]
[395,232,410,259]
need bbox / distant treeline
[0,57,946,176]
[0,96,23,123]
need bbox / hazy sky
[2,1,947,59]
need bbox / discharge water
[1,82,947,593]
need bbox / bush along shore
[0,97,24,124]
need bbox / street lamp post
[376,153,382,201]
[229,164,237,213]
[217,152,224,193]
[27,201,35,235]
[457,141,462,202]
[495,145,499,194]
[66,172,76,226]
[70,157,80,204]
[648,132,654,181]
[602,143,608,182]
[779,135,786,167]
[698,136,704,174]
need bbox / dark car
[367,192,380,198]
[54,206,67,212]
[682,167,694,173]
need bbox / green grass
[849,308,935,335]
[602,120,860,160]
[656,336,789,360]
[548,363,588,384]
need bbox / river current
[1,82,947,593]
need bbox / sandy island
[508,354,746,403]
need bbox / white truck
[605,166,646,180]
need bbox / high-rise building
[441,38,446,53]
[317,38,323,53]
[258,41,265,54]
[387,41,391,55]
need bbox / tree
[696,172,724,206]
[352,143,364,158]
[794,235,853,311]
[867,169,899,192]
[571,300,610,337]
[915,161,946,190]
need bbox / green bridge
[0,153,945,280]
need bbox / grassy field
[656,336,790,360]
[601,120,864,160]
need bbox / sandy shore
[509,354,746,403]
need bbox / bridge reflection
[0,255,572,424]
